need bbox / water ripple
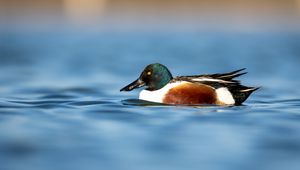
[67,100,114,106]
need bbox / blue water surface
[0,30,300,170]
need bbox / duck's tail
[230,86,260,105]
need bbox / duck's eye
[147,71,152,76]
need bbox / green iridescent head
[120,63,173,91]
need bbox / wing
[174,68,247,87]
[173,68,259,105]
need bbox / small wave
[67,100,114,106]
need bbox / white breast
[139,82,186,103]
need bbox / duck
[120,63,258,105]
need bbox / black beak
[120,79,145,91]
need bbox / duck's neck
[148,74,172,91]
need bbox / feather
[171,69,259,105]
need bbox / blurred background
[2,0,300,31]
[1,1,300,170]
[1,0,300,87]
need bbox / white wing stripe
[191,78,234,84]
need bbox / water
[1,30,300,170]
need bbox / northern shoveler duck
[120,63,258,105]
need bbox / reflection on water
[0,30,300,170]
